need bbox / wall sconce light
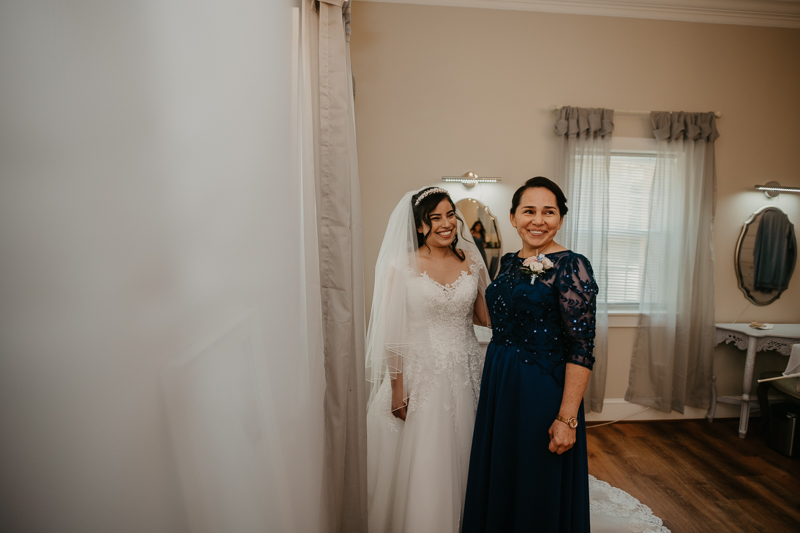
[442,171,501,189]
[755,181,800,198]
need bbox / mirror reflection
[735,206,797,306]
[456,198,502,279]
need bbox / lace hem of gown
[589,475,670,533]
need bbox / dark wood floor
[586,418,800,533]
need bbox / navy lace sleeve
[555,253,597,370]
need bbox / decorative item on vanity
[734,206,797,306]
[755,181,800,198]
[456,198,502,279]
[442,171,500,189]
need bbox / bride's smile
[418,198,458,249]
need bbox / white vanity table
[708,323,800,438]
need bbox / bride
[366,187,490,533]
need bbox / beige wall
[350,2,800,417]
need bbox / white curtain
[554,107,611,413]
[625,112,718,413]
[300,1,368,530]
[1,2,331,531]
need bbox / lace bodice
[401,255,485,415]
[486,251,597,386]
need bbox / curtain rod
[549,105,722,119]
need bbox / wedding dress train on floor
[589,475,670,533]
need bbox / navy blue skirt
[462,342,590,533]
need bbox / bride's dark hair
[411,188,466,261]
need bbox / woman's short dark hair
[510,176,568,218]
[411,187,466,261]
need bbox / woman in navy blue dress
[463,177,596,532]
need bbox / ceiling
[356,0,800,28]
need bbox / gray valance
[651,111,719,142]
[554,107,614,139]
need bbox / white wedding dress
[366,255,485,533]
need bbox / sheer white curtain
[300,1,368,530]
[625,112,718,413]
[554,107,611,413]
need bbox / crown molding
[355,0,800,28]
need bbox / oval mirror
[735,206,797,306]
[456,198,502,279]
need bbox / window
[607,138,657,310]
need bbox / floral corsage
[521,254,554,285]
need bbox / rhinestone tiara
[414,187,449,206]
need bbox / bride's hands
[391,394,407,421]
[390,374,407,421]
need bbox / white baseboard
[585,398,742,422]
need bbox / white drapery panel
[625,112,718,413]
[554,107,612,413]
[300,1,368,530]
[1,2,330,531]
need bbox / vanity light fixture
[442,172,501,189]
[755,181,800,198]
